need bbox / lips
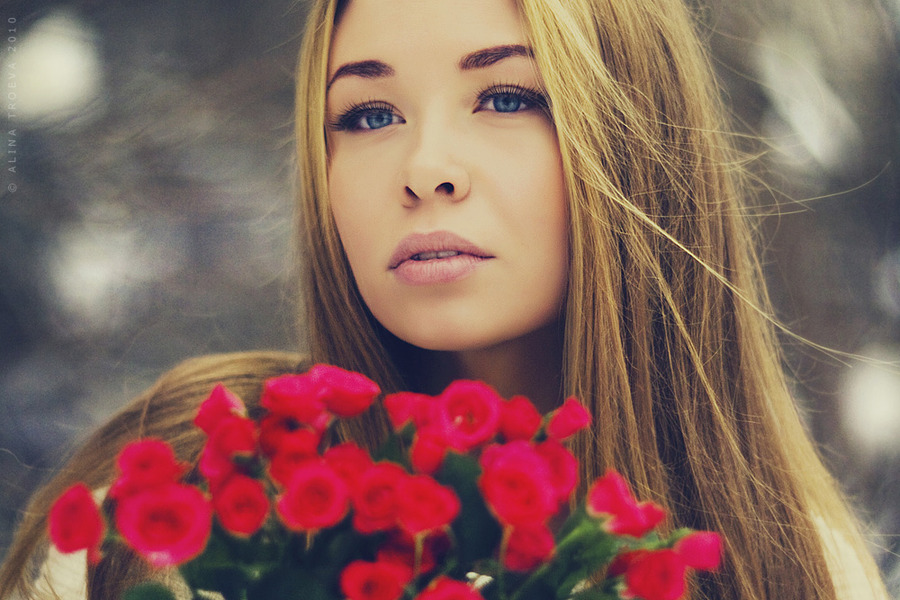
[389,231,492,269]
[389,231,493,285]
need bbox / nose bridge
[403,106,470,203]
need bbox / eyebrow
[327,44,534,90]
[459,44,534,70]
[327,60,395,91]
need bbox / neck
[422,321,565,413]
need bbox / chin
[388,327,491,353]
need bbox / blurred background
[0,0,898,593]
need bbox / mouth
[389,231,493,270]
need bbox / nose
[402,123,471,206]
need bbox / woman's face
[326,0,568,352]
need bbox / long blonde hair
[296,0,888,598]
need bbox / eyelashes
[475,83,549,114]
[327,83,550,132]
[328,100,402,132]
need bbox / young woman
[1,0,891,598]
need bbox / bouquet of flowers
[48,364,721,600]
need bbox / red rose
[586,470,666,537]
[261,374,331,431]
[377,530,449,576]
[674,531,722,571]
[308,364,381,418]
[499,395,542,441]
[259,414,310,457]
[199,415,258,487]
[115,483,212,568]
[324,442,374,490]
[383,391,432,431]
[622,549,687,600]
[415,577,484,600]
[478,441,556,526]
[503,522,555,571]
[352,462,407,534]
[534,439,578,505]
[48,483,105,564]
[340,559,412,600]
[194,383,246,435]
[267,428,322,487]
[608,549,640,577]
[277,460,349,531]
[110,438,187,500]
[395,475,460,536]
[212,475,269,537]
[545,397,591,441]
[434,381,502,452]
[410,428,449,475]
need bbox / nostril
[436,182,454,195]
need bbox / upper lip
[388,231,493,269]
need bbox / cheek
[495,132,569,270]
[327,171,372,293]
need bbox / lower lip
[391,254,489,285]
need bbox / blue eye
[360,110,399,130]
[330,102,403,132]
[477,84,548,115]
[488,93,523,113]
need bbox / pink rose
[115,483,212,568]
[340,559,411,600]
[308,364,381,418]
[277,460,349,531]
[545,397,591,441]
[383,391,432,431]
[503,522,555,571]
[499,395,542,441]
[433,380,502,452]
[395,475,460,536]
[110,438,187,500]
[478,441,556,526]
[674,531,722,571]
[261,374,331,431]
[267,428,322,488]
[323,442,374,491]
[587,470,666,537]
[212,475,269,537]
[352,462,407,534]
[199,415,258,487]
[48,483,105,564]
[534,439,578,505]
[194,383,246,435]
[410,428,449,475]
[621,549,687,600]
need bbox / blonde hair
[296,0,889,598]
[0,0,889,598]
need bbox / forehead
[329,0,526,68]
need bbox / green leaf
[122,583,178,600]
[375,430,411,467]
[250,564,341,600]
[436,452,502,572]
